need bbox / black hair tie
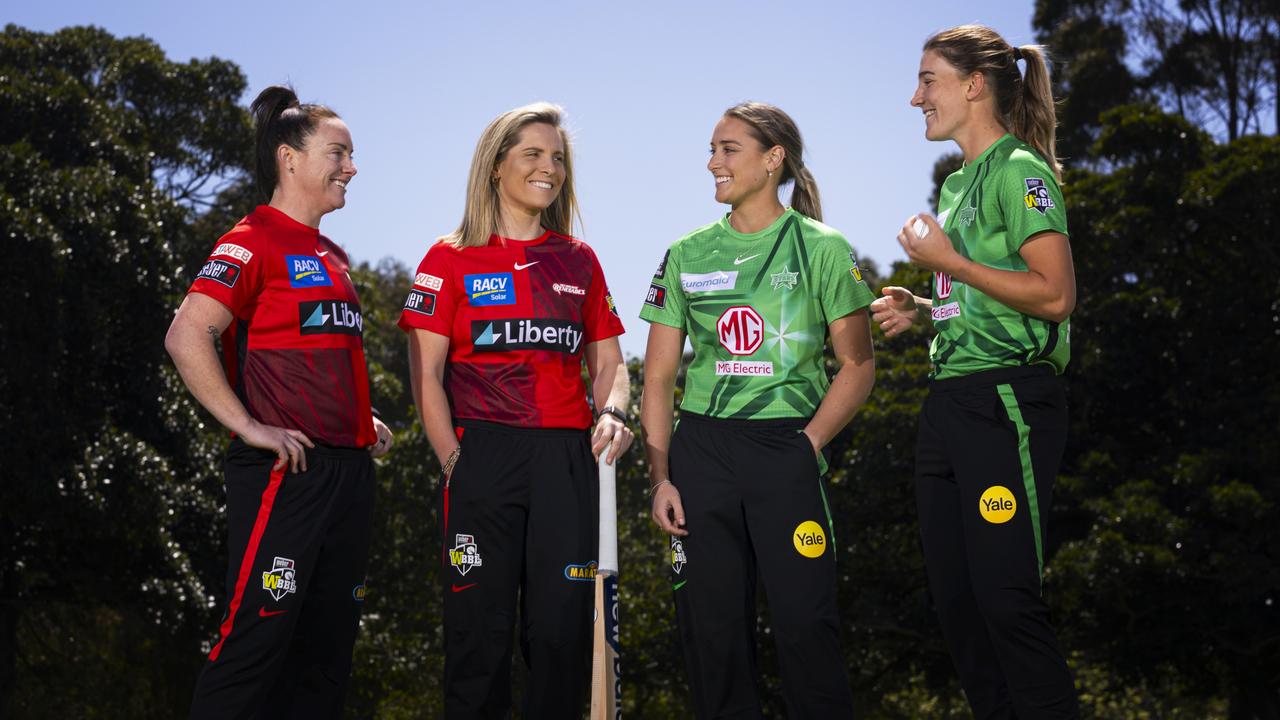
[1012,47,1023,62]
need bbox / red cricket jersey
[398,231,625,429]
[187,205,376,448]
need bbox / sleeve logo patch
[212,243,253,263]
[1023,178,1056,215]
[653,250,669,279]
[464,272,515,306]
[286,255,333,288]
[606,292,619,316]
[403,289,437,316]
[644,283,667,309]
[850,263,863,282]
[414,272,444,291]
[196,259,241,289]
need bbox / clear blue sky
[8,1,1035,357]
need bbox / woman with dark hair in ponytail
[872,24,1080,717]
[641,102,875,717]
[166,84,391,719]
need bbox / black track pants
[915,366,1079,719]
[669,412,854,720]
[440,421,597,719]
[190,440,375,720]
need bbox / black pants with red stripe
[440,421,597,720]
[190,439,375,720]
[669,412,854,720]
[916,366,1079,719]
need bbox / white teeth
[716,176,731,185]
[923,110,936,119]
[334,180,348,188]
[531,181,553,189]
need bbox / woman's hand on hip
[239,419,315,473]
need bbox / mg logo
[935,271,953,299]
[717,306,764,356]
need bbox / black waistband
[455,418,589,438]
[929,363,1055,392]
[230,436,369,459]
[677,411,809,431]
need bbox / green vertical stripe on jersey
[639,208,875,420]
[997,383,1044,584]
[930,135,1071,380]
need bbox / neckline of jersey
[964,133,1016,170]
[716,207,796,241]
[489,229,553,247]
[255,204,320,237]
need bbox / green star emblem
[770,265,798,291]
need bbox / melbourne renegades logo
[717,306,764,356]
[934,272,953,300]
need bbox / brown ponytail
[248,85,339,202]
[924,26,1062,180]
[722,102,823,221]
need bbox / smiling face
[911,50,973,142]
[707,115,781,208]
[287,117,357,215]
[493,122,565,218]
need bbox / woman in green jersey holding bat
[640,102,875,718]
[872,24,1080,717]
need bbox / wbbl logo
[1023,178,1056,215]
[262,557,297,601]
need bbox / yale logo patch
[979,486,1017,524]
[465,272,515,306]
[793,520,827,558]
[286,255,333,288]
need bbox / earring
[768,170,773,177]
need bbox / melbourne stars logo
[770,265,799,291]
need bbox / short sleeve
[814,235,875,324]
[187,234,265,316]
[998,157,1068,253]
[398,241,457,337]
[638,247,686,329]
[581,246,625,343]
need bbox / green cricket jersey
[640,208,874,420]
[930,134,1071,379]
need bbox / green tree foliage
[0,24,249,716]
[1049,104,1280,718]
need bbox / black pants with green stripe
[670,412,854,719]
[916,366,1079,719]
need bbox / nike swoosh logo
[259,607,288,618]
[317,250,329,257]
[451,583,478,593]
[733,254,760,265]
[513,261,539,270]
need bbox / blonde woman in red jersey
[398,102,632,717]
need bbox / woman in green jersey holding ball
[640,102,875,718]
[872,25,1080,717]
